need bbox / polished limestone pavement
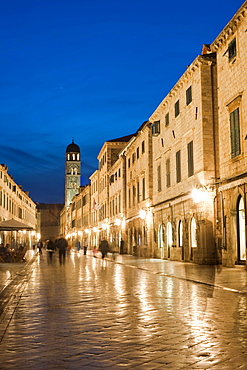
[0,249,247,369]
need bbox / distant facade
[37,203,64,242]
[61,1,247,267]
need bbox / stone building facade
[209,1,247,266]
[0,164,37,247]
[149,53,218,264]
[124,121,153,257]
[61,1,247,267]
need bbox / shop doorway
[178,220,184,260]
[237,196,246,263]
[166,222,172,259]
[190,217,197,261]
[158,224,165,259]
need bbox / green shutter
[230,108,240,158]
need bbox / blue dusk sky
[0,0,244,204]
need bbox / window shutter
[166,158,171,187]
[230,108,241,158]
[187,141,194,177]
[176,150,181,183]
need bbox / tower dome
[66,140,80,153]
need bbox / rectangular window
[142,178,145,200]
[137,181,140,203]
[151,120,160,136]
[176,150,181,183]
[165,113,169,127]
[186,86,192,105]
[230,108,241,158]
[132,153,135,164]
[141,140,145,154]
[136,147,139,159]
[175,100,180,117]
[228,38,237,61]
[128,188,131,208]
[132,185,136,206]
[166,158,171,188]
[187,141,194,177]
[157,165,161,192]
[128,158,131,168]
[119,195,121,213]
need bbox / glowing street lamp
[115,218,121,226]
[139,209,146,219]
[191,188,208,203]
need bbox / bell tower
[65,140,81,207]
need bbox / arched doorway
[166,222,173,259]
[178,220,184,260]
[158,224,165,259]
[190,217,197,261]
[237,196,246,263]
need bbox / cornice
[149,55,215,121]
[211,2,247,51]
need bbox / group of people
[0,243,26,262]
[37,236,68,265]
[35,236,124,264]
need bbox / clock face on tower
[69,177,79,189]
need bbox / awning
[0,218,34,231]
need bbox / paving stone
[0,251,247,368]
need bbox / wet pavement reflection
[0,250,247,369]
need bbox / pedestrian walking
[99,239,109,259]
[120,239,124,254]
[55,236,68,265]
[75,240,81,252]
[83,245,88,255]
[93,246,98,257]
[37,240,43,255]
[46,238,55,264]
